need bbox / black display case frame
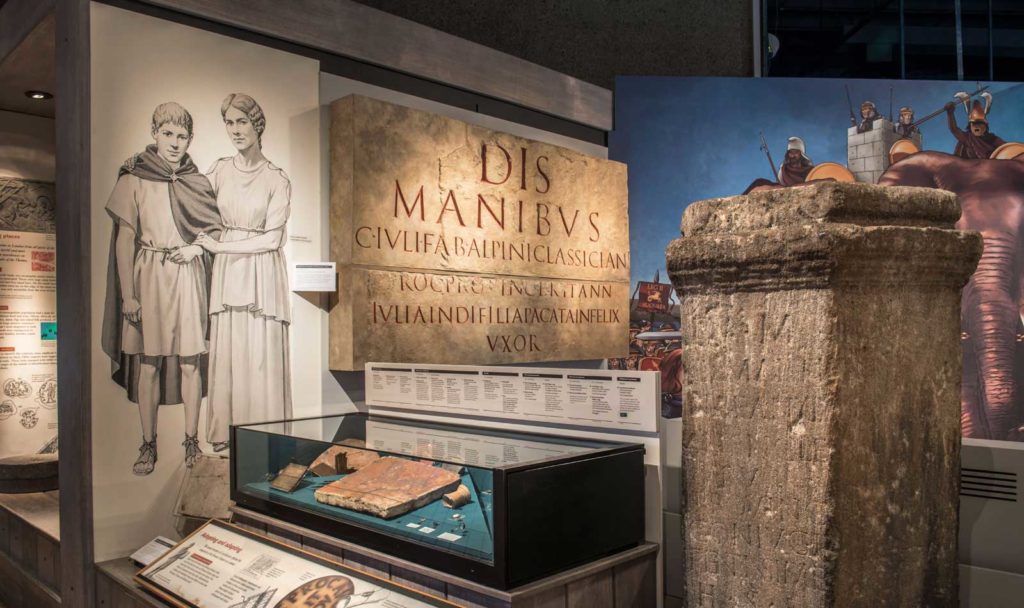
[229,413,645,589]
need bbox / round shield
[889,139,921,165]
[806,162,856,183]
[991,142,1024,160]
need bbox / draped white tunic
[205,157,292,444]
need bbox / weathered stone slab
[308,445,380,476]
[175,454,231,520]
[666,182,981,607]
[329,95,629,370]
[314,457,460,520]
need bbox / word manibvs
[390,142,602,242]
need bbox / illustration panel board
[329,95,630,369]
[136,519,454,607]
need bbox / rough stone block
[314,456,461,519]
[666,182,981,607]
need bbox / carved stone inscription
[329,95,629,369]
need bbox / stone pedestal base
[666,183,981,606]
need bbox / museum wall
[0,110,57,459]
[0,110,55,182]
[88,3,320,561]
[353,0,755,88]
[316,73,610,411]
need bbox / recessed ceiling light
[25,90,53,100]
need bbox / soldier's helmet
[969,99,988,124]
[899,106,914,118]
[861,101,877,113]
[786,137,811,163]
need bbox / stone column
[665,182,981,607]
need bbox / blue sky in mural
[610,76,1024,290]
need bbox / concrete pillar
[665,182,981,607]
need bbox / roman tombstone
[665,182,980,606]
[329,95,629,370]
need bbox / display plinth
[229,506,657,608]
[666,182,981,606]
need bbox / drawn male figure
[101,102,222,475]
[946,92,1005,159]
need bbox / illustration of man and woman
[101,94,293,475]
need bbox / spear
[759,131,778,179]
[845,85,857,126]
[911,85,990,128]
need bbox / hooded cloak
[100,145,223,405]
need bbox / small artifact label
[290,262,336,292]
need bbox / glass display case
[231,413,645,589]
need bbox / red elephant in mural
[879,151,1024,440]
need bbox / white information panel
[0,229,57,458]
[290,262,336,292]
[366,363,659,433]
[137,520,446,608]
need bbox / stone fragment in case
[442,484,471,509]
[270,463,309,493]
[313,457,460,519]
[308,445,381,476]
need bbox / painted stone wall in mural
[100,96,292,475]
[328,95,630,370]
[613,76,1024,442]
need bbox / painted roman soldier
[777,136,814,186]
[896,106,919,138]
[857,101,882,133]
[743,136,815,194]
[946,92,1005,159]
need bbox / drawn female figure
[196,93,292,451]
